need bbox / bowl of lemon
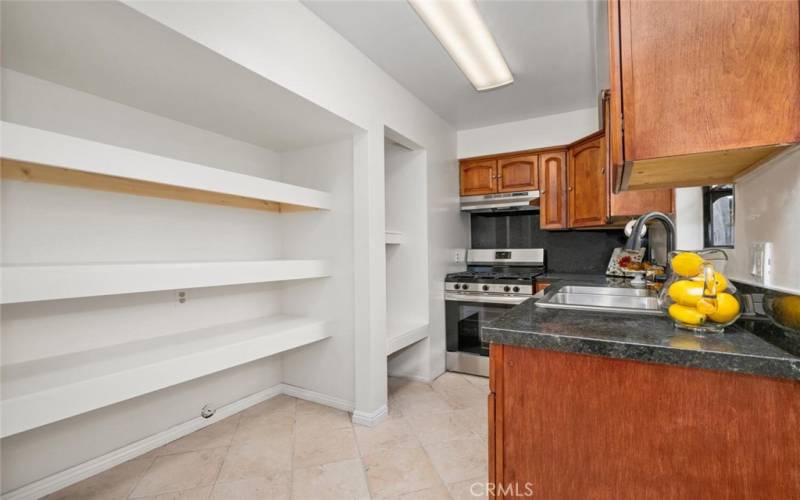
[661,250,742,333]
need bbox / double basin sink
[535,284,662,315]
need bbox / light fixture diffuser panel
[409,0,513,91]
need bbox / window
[703,185,734,248]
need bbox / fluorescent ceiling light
[409,0,513,91]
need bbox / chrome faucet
[624,211,676,271]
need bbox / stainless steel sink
[535,284,662,315]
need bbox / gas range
[444,249,545,298]
[444,249,545,377]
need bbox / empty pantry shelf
[0,315,329,438]
[0,259,331,304]
[387,321,428,355]
[0,121,332,212]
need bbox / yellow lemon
[691,271,729,293]
[707,293,740,324]
[669,304,706,326]
[671,252,705,277]
[668,280,704,306]
[771,296,800,330]
[696,297,718,315]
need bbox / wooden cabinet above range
[497,154,538,193]
[459,154,539,197]
[608,0,800,191]
[459,158,497,196]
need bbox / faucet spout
[624,211,677,267]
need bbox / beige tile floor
[46,372,490,500]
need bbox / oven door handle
[444,292,529,305]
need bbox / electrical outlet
[454,249,466,264]
[176,290,187,304]
[750,242,773,285]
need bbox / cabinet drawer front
[460,160,497,196]
[498,154,538,192]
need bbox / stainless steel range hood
[460,190,540,213]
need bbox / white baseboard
[278,383,354,412]
[351,404,388,427]
[388,373,435,383]
[5,384,358,500]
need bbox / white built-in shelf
[0,122,332,213]
[386,321,429,355]
[0,315,329,438]
[385,231,406,245]
[0,260,331,304]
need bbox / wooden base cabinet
[488,344,800,499]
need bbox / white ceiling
[304,0,605,130]
[1,1,358,151]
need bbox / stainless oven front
[444,292,528,377]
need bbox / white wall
[670,150,799,293]
[675,187,704,251]
[125,1,468,413]
[385,141,429,328]
[279,138,356,403]
[456,107,599,158]
[729,147,800,292]
[0,71,287,492]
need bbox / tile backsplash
[470,212,627,273]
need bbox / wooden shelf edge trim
[0,122,332,212]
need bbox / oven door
[444,292,527,375]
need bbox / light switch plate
[750,242,773,285]
[454,249,466,264]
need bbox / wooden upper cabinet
[610,0,800,190]
[459,159,496,196]
[539,151,567,230]
[601,90,675,217]
[568,136,607,228]
[497,154,538,193]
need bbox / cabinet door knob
[568,186,573,191]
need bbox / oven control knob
[513,286,520,292]
[482,285,489,291]
[503,286,511,292]
[462,284,469,290]
[454,284,460,290]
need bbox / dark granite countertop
[482,284,800,381]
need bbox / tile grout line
[125,451,159,500]
[288,396,298,499]
[416,377,456,499]
[349,406,374,499]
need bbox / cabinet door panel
[568,137,607,227]
[498,154,538,192]
[460,160,497,196]
[619,0,800,161]
[496,345,800,498]
[538,152,567,230]
[610,188,674,217]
